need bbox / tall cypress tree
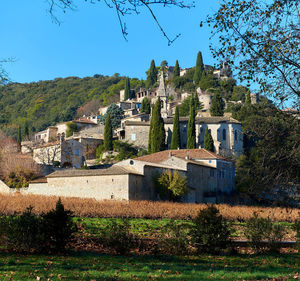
[104,113,113,151]
[149,97,165,153]
[187,94,196,149]
[245,90,251,104]
[193,51,204,85]
[17,126,22,145]
[210,92,224,116]
[141,97,151,114]
[204,127,214,152]
[146,60,158,88]
[23,121,29,139]
[170,106,181,149]
[124,78,130,101]
[173,60,180,78]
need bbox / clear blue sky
[1,0,221,83]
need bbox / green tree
[231,85,248,102]
[199,73,219,91]
[210,92,224,116]
[187,95,196,149]
[66,122,77,138]
[245,90,251,104]
[124,78,130,101]
[149,97,165,153]
[193,51,204,85]
[146,60,158,88]
[100,103,124,128]
[104,113,113,151]
[17,126,22,145]
[23,121,29,139]
[156,170,188,201]
[170,106,181,149]
[173,60,180,78]
[178,95,203,117]
[204,127,214,152]
[140,97,151,114]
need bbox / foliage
[292,220,300,246]
[66,121,77,138]
[187,95,196,149]
[99,103,124,129]
[148,97,165,153]
[173,60,180,78]
[231,85,248,102]
[204,127,214,152]
[113,140,138,161]
[76,99,101,117]
[245,212,285,253]
[220,78,236,97]
[140,97,151,114]
[206,0,299,103]
[178,95,202,117]
[199,73,219,91]
[192,205,231,254]
[193,51,204,85]
[210,92,224,116]
[156,170,188,201]
[100,219,134,255]
[124,77,130,101]
[146,60,158,88]
[104,113,113,151]
[170,106,181,149]
[245,90,251,104]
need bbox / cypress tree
[204,127,214,152]
[141,97,151,114]
[193,51,204,85]
[124,78,130,101]
[245,90,251,104]
[149,97,165,153]
[104,113,113,151]
[146,60,158,87]
[17,126,22,145]
[187,94,196,149]
[23,121,29,139]
[210,92,224,116]
[173,60,180,78]
[170,106,181,149]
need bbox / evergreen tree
[204,127,214,152]
[146,60,158,88]
[104,113,113,151]
[173,60,180,78]
[141,97,151,114]
[149,97,165,153]
[124,78,130,101]
[193,51,204,85]
[170,106,181,149]
[17,126,22,145]
[187,95,196,149]
[245,90,251,104]
[23,121,29,139]
[210,92,224,116]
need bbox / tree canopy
[100,103,124,129]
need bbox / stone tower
[157,71,168,118]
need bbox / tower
[157,71,168,118]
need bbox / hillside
[0,74,144,137]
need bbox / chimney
[168,151,172,158]
[185,151,190,160]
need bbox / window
[234,130,238,141]
[210,169,215,177]
[131,134,136,141]
[75,164,79,168]
[75,149,79,156]
[222,129,226,140]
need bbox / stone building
[25,149,235,203]
[120,116,243,158]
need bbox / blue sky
[1,0,220,83]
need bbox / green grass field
[0,252,299,280]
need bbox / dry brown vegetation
[0,194,299,222]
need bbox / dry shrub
[0,194,298,222]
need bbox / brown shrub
[0,194,298,222]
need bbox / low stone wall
[0,180,11,194]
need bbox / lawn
[0,252,299,280]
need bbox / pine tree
[149,97,165,153]
[124,78,130,100]
[17,126,22,145]
[245,90,251,104]
[104,113,113,151]
[141,97,151,114]
[173,60,180,78]
[146,60,158,88]
[204,127,214,152]
[187,95,196,149]
[170,106,181,149]
[193,51,204,85]
[210,92,224,116]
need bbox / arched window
[234,130,237,141]
[222,129,226,140]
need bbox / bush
[157,220,190,255]
[100,219,134,255]
[191,205,231,254]
[245,212,285,253]
[293,219,300,250]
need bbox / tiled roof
[135,149,225,163]
[47,165,143,178]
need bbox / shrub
[157,220,191,255]
[191,205,231,254]
[100,219,134,255]
[41,198,77,253]
[245,212,285,253]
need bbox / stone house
[120,116,243,158]
[32,139,84,168]
[26,149,235,203]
